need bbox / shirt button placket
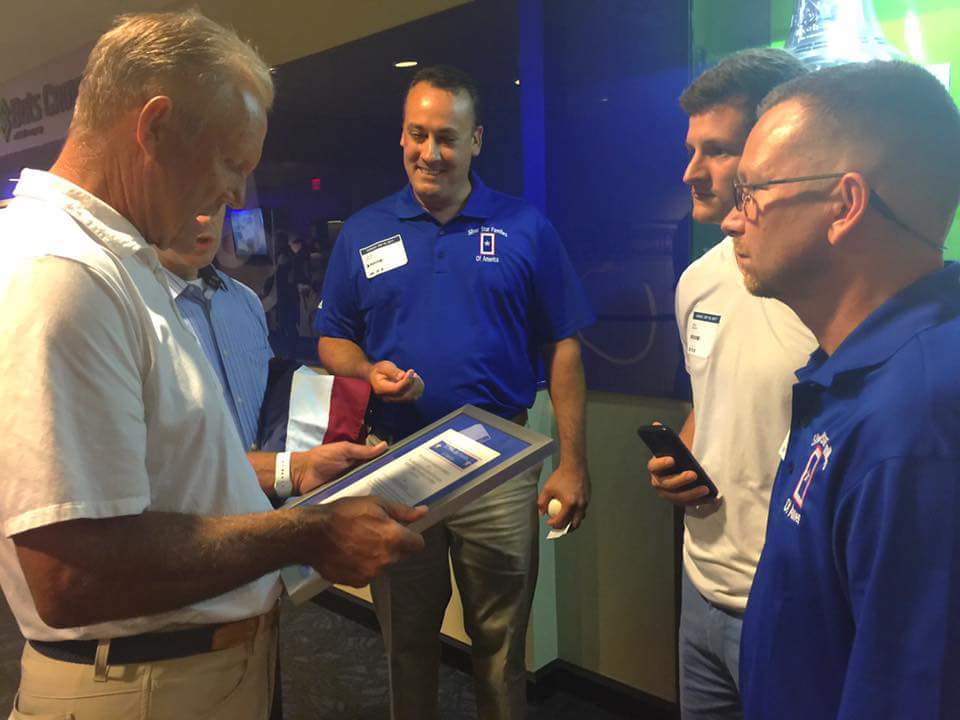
[435,225,449,274]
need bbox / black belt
[29,612,265,665]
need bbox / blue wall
[528,0,692,397]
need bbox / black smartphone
[637,424,719,499]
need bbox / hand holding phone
[638,424,719,502]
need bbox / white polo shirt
[0,170,280,641]
[676,237,816,611]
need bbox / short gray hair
[759,61,960,243]
[72,10,273,136]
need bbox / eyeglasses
[733,173,842,212]
[733,173,943,251]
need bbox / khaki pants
[372,463,540,720]
[11,610,278,720]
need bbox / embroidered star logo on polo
[480,232,496,256]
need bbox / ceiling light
[394,60,418,69]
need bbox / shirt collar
[394,172,494,221]
[162,266,192,301]
[162,266,221,303]
[797,262,960,388]
[13,169,154,263]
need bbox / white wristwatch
[274,452,293,500]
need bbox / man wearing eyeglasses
[723,61,960,720]
[648,49,814,720]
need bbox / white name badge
[688,310,721,359]
[360,235,408,279]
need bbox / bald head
[742,99,834,180]
[758,61,960,249]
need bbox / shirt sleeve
[529,214,595,345]
[675,262,698,376]
[241,282,273,361]
[241,283,271,350]
[834,456,960,719]
[314,227,363,341]
[0,257,151,537]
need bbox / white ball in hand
[547,498,562,518]
[410,374,425,401]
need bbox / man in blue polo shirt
[720,61,960,720]
[316,65,594,719]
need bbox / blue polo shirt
[315,175,594,437]
[741,263,960,720]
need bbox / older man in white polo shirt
[0,11,424,719]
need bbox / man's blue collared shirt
[164,267,273,450]
[741,263,960,720]
[315,175,594,437]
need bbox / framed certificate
[281,404,555,603]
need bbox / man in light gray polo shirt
[648,48,815,720]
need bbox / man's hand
[299,497,427,587]
[293,441,388,496]
[368,360,425,403]
[537,464,590,531]
[648,455,713,507]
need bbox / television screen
[230,208,268,256]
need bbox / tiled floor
[0,596,647,719]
